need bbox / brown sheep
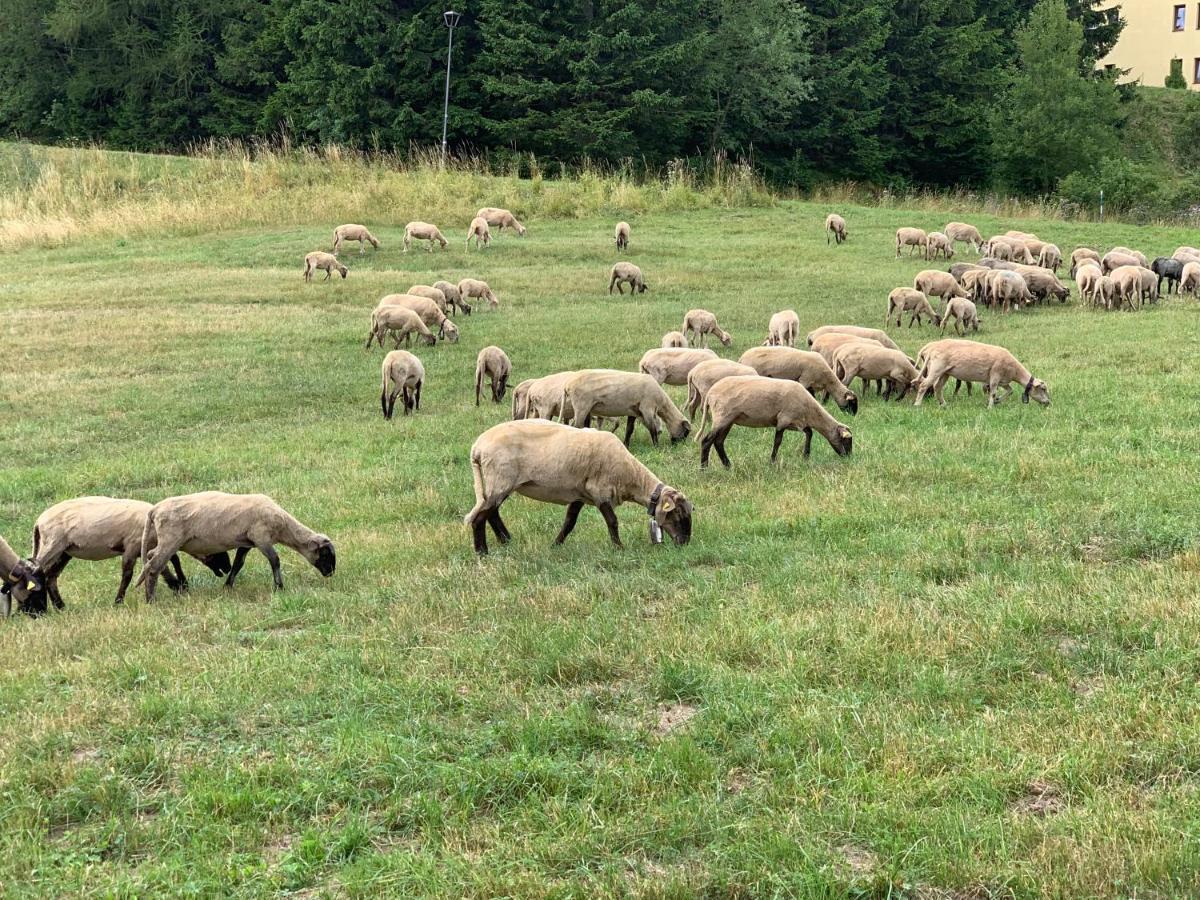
[682,309,732,348]
[737,346,858,415]
[303,251,347,282]
[914,341,1050,408]
[825,214,848,245]
[475,346,512,406]
[563,370,691,447]
[896,227,928,258]
[887,287,941,328]
[381,350,425,419]
[684,359,757,419]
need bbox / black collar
[1023,376,1034,403]
[647,483,664,517]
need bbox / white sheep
[825,214,848,245]
[684,359,757,420]
[681,309,732,348]
[831,342,922,402]
[609,262,647,294]
[434,280,472,316]
[766,310,800,347]
[139,492,336,601]
[1070,247,1102,276]
[366,305,437,349]
[925,232,955,261]
[737,346,859,414]
[381,350,425,419]
[638,348,718,385]
[940,297,979,334]
[466,216,492,250]
[887,287,941,328]
[475,346,512,406]
[476,207,527,236]
[1180,261,1200,296]
[615,221,631,251]
[403,222,449,252]
[464,419,692,554]
[1038,243,1062,274]
[407,285,450,314]
[806,325,900,351]
[944,222,983,253]
[913,270,968,305]
[895,228,928,258]
[661,331,687,348]
[563,370,691,447]
[458,278,500,309]
[333,224,380,255]
[914,340,1050,408]
[303,251,347,282]
[378,293,461,342]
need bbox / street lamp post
[441,10,461,166]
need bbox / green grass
[4,183,1200,897]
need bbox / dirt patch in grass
[838,843,879,876]
[653,703,698,737]
[1012,781,1065,817]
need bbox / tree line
[0,0,1145,197]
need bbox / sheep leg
[168,554,189,592]
[934,375,949,406]
[42,555,70,609]
[322,270,331,282]
[112,553,135,602]
[226,547,251,587]
[597,502,623,548]
[770,429,786,463]
[486,508,511,544]
[471,511,490,555]
[554,501,585,545]
[260,545,284,590]
[623,417,637,447]
[712,426,733,468]
[801,427,813,458]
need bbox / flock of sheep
[2,205,1194,613]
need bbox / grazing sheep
[367,305,438,349]
[698,376,853,468]
[950,262,987,283]
[1102,250,1141,274]
[609,262,647,294]
[1109,265,1151,309]
[806,325,900,351]
[476,207,527,236]
[26,497,233,609]
[914,341,1050,408]
[737,346,858,414]
[766,309,801,347]
[1110,247,1149,268]
[458,278,500,310]
[475,346,512,406]
[684,359,757,419]
[1038,243,1062,273]
[960,268,995,305]
[407,284,451,314]
[1076,265,1103,306]
[638,347,718,386]
[139,492,335,601]
[914,270,969,306]
[940,296,979,334]
[661,331,687,349]
[333,224,380,255]
[832,342,922,401]
[563,370,691,447]
[925,232,955,261]
[887,287,941,328]
[1091,274,1118,310]
[466,216,492,250]
[615,221,630,251]
[376,294,459,342]
[1151,257,1185,295]
[1172,247,1200,266]
[1180,261,1200,296]
[825,214,848,245]
[381,350,425,419]
[433,280,471,316]
[895,227,928,258]
[810,332,879,368]
[682,309,732,348]
[303,251,347,282]
[987,270,1033,313]
[1070,248,1102,276]
[519,371,578,421]
[403,222,448,253]
[0,535,45,617]
[987,236,1035,264]
[978,260,1070,304]
[944,222,983,253]
[464,419,692,555]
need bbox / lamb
[986,239,1013,262]
[465,216,491,250]
[433,280,472,316]
[1091,274,1118,310]
[0,534,45,617]
[944,222,983,253]
[887,287,941,328]
[914,341,1050,408]
[609,262,647,294]
[1181,261,1200,296]
[458,278,500,310]
[1070,248,1102,276]
[925,232,955,261]
[407,284,450,314]
[682,309,732,348]
[1102,250,1141,273]
[26,497,233,608]
[475,346,512,406]
[914,270,969,305]
[940,296,979,334]
[684,359,757,419]
[638,347,718,386]
[825,214,848,245]
[333,224,380,255]
[381,350,425,419]
[806,325,900,351]
[366,305,438,349]
[303,251,347,282]
[737,346,858,414]
[562,369,691,447]
[832,342,922,401]
[1038,243,1062,273]
[615,221,630,251]
[766,309,800,347]
[1151,257,1185,295]
[661,331,687,349]
[464,419,692,555]
[378,293,461,342]
[139,492,335,601]
[895,227,928,258]
[403,221,449,252]
[698,376,853,468]
[1110,247,1149,268]
[476,207,527,236]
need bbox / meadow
[3,145,1200,897]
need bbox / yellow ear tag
[661,499,675,513]
[26,581,37,591]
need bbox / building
[1098,1,1200,89]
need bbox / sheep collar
[1023,377,1034,404]
[647,483,665,517]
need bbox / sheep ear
[660,498,675,513]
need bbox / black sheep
[1151,257,1184,295]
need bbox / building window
[1197,4,1200,29]
[1174,4,1186,30]
[1195,57,1200,83]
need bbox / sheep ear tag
[26,581,37,591]
[660,498,675,513]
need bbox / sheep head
[831,425,854,457]
[719,331,733,347]
[442,321,460,343]
[668,418,691,444]
[653,488,693,546]
[2,559,48,617]
[337,265,348,278]
[303,535,337,576]
[1023,378,1051,407]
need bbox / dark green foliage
[1165,59,1188,90]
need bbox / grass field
[3,154,1200,896]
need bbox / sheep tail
[134,512,157,588]
[474,365,483,406]
[31,525,41,560]
[695,395,712,444]
[464,450,487,524]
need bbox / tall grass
[0,141,774,251]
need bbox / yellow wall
[1099,1,1200,89]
